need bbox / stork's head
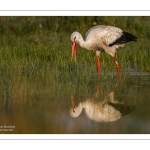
[70,31,81,62]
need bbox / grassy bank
[0,16,149,79]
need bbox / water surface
[0,66,150,134]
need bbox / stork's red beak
[71,42,78,62]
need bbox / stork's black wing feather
[109,31,138,46]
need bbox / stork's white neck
[78,35,90,50]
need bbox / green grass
[0,16,149,87]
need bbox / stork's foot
[112,56,120,78]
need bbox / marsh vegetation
[0,16,150,133]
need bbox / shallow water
[0,67,150,134]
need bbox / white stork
[70,25,137,77]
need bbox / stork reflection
[69,81,136,122]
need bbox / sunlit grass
[0,16,149,99]
[0,31,149,85]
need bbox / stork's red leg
[112,56,120,77]
[96,56,101,74]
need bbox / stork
[70,25,137,77]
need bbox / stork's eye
[74,36,76,41]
